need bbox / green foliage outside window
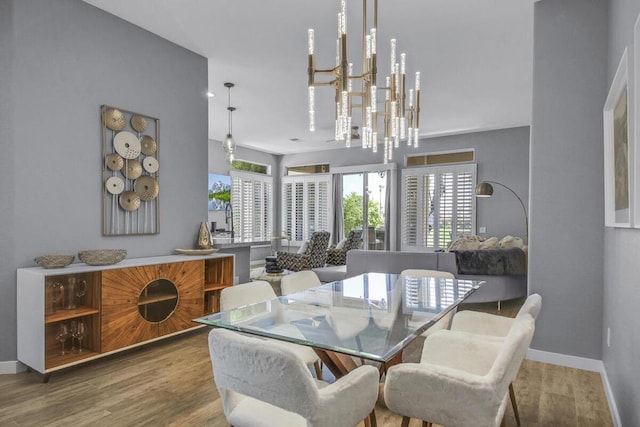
[342,192,383,234]
[231,160,268,174]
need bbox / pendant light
[223,82,236,164]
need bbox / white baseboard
[527,348,603,372]
[0,360,26,375]
[527,349,621,427]
[600,365,622,427]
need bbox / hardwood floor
[1,299,613,426]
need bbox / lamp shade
[475,182,494,197]
[224,134,235,151]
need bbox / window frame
[401,163,477,252]
[230,170,273,241]
[281,174,333,246]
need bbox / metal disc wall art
[101,105,159,236]
[104,108,126,131]
[105,153,124,171]
[140,135,157,155]
[142,156,159,173]
[131,115,148,132]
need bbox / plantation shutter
[281,174,332,244]
[401,164,476,251]
[230,171,273,241]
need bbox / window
[281,174,332,244]
[401,164,476,251]
[230,170,273,241]
[406,149,475,167]
[286,164,330,175]
[231,159,270,175]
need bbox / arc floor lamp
[475,181,528,242]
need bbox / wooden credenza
[17,254,233,376]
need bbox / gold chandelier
[307,0,421,163]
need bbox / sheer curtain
[332,174,343,245]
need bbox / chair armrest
[314,365,379,426]
[384,362,506,426]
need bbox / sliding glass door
[342,171,388,250]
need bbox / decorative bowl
[175,248,219,255]
[78,249,127,266]
[35,254,75,269]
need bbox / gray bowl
[35,254,75,269]
[78,249,127,266]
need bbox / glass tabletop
[194,272,482,363]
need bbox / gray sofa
[313,250,527,304]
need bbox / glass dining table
[194,272,483,378]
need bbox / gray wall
[529,0,607,359]
[0,0,208,362]
[603,0,640,424]
[280,127,530,248]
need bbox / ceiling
[83,0,534,155]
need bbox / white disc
[105,176,125,195]
[113,131,141,159]
[142,156,159,173]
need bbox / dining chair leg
[313,361,323,380]
[509,383,521,426]
[368,409,377,427]
[400,416,410,427]
[422,421,432,427]
[500,415,507,427]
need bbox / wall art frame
[604,48,632,228]
[101,105,160,236]
[208,173,231,211]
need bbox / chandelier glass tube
[307,0,421,163]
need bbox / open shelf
[204,283,229,292]
[138,293,178,306]
[45,349,100,370]
[45,307,100,324]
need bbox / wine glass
[73,320,86,354]
[46,282,63,315]
[56,323,70,355]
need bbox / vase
[197,222,213,249]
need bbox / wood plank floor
[1,299,613,426]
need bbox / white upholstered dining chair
[220,281,323,379]
[280,270,322,296]
[384,313,536,427]
[208,328,380,427]
[448,293,542,425]
[450,293,542,337]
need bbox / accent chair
[277,231,331,272]
[326,229,362,266]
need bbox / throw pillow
[335,238,348,249]
[297,240,309,254]
[499,235,524,249]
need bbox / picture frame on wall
[603,47,632,228]
[208,173,231,211]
